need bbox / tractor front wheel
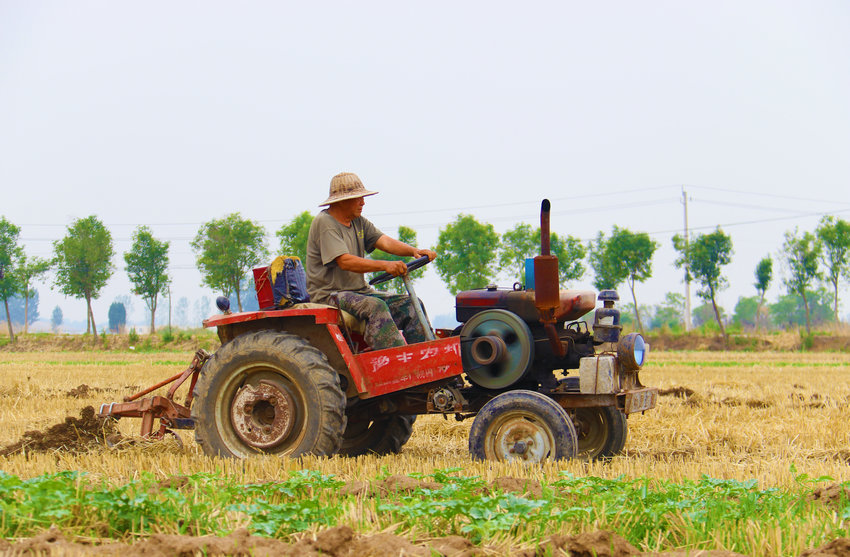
[468,390,577,462]
[339,413,417,456]
[570,406,628,460]
[192,330,346,458]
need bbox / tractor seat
[290,302,367,336]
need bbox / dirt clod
[491,476,544,498]
[809,484,850,506]
[0,405,118,456]
[67,384,103,398]
[800,537,850,557]
[373,475,443,495]
[659,386,695,398]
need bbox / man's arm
[336,235,437,277]
[335,253,407,276]
[374,235,437,262]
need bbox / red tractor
[100,200,657,463]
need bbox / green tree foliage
[732,296,759,330]
[673,227,733,339]
[53,216,114,336]
[191,213,269,312]
[754,256,773,330]
[815,215,850,322]
[51,305,63,332]
[651,292,685,331]
[276,211,314,263]
[781,229,822,334]
[14,253,51,334]
[498,223,585,286]
[0,217,22,342]
[693,302,727,331]
[124,226,171,334]
[108,302,126,333]
[770,289,832,329]
[370,226,425,294]
[435,215,499,295]
[588,226,658,335]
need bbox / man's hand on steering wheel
[412,248,437,262]
[384,260,408,277]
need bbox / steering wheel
[369,255,432,286]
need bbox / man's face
[337,196,365,220]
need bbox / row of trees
[1,209,848,342]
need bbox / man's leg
[369,292,430,344]
[331,291,406,349]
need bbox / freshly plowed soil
[809,484,850,506]
[0,523,840,556]
[67,383,105,397]
[0,405,118,456]
[659,386,695,398]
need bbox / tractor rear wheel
[570,406,628,460]
[468,390,577,462]
[192,330,346,458]
[339,413,417,456]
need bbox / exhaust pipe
[534,199,566,358]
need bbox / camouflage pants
[330,291,430,350]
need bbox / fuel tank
[456,287,596,324]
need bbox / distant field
[1,349,849,554]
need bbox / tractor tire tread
[191,330,346,458]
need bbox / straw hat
[319,172,379,206]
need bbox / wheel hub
[230,380,295,449]
[493,416,552,462]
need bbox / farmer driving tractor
[305,172,437,350]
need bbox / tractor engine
[453,199,635,392]
[455,285,607,389]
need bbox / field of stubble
[0,348,849,555]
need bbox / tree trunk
[709,287,727,344]
[832,278,840,322]
[236,289,243,312]
[4,297,15,343]
[801,289,811,335]
[150,297,157,334]
[86,293,98,337]
[627,277,645,336]
[756,292,765,332]
[85,294,91,334]
[23,291,29,335]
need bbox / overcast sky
[2,1,849,329]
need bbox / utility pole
[682,187,692,331]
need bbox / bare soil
[0,406,118,456]
[809,484,850,507]
[0,525,758,556]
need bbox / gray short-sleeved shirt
[305,210,384,305]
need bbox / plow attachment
[98,349,210,440]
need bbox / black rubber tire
[468,390,577,462]
[192,330,346,458]
[559,376,628,459]
[571,406,628,460]
[339,414,417,456]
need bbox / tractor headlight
[617,332,647,371]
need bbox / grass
[1,348,850,553]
